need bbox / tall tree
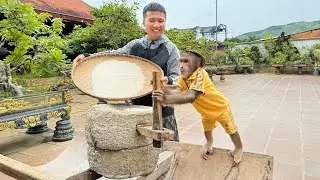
[165,29,217,64]
[66,0,143,56]
[0,0,69,77]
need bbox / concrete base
[69,151,176,180]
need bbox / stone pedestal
[88,146,160,179]
[52,119,74,142]
[26,122,49,134]
[85,104,160,178]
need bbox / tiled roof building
[20,0,93,24]
[289,28,320,40]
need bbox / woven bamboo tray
[71,54,163,101]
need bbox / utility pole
[215,0,218,50]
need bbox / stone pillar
[86,104,160,178]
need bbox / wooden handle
[152,71,163,148]
[137,125,174,141]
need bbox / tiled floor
[0,74,319,180]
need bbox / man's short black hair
[143,2,166,18]
[183,50,205,67]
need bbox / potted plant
[312,49,320,75]
[270,52,287,74]
[291,53,312,75]
[238,56,253,74]
[212,51,228,81]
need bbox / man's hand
[229,148,243,166]
[201,142,213,160]
[152,90,166,103]
[73,54,86,64]
[72,54,86,72]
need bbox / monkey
[153,51,243,165]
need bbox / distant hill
[237,20,320,40]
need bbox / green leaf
[66,0,143,55]
[0,0,69,77]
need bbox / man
[73,2,180,141]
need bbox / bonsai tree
[0,0,69,78]
[312,49,320,75]
[270,52,287,74]
[0,60,23,97]
[295,53,312,65]
[311,46,320,67]
[313,49,320,66]
[270,52,287,65]
[238,56,253,65]
[212,51,228,66]
[248,46,262,65]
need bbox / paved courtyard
[0,74,319,180]
[176,74,320,180]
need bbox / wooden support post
[152,71,163,148]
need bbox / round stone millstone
[86,104,153,150]
[88,145,160,178]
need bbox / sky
[82,0,320,38]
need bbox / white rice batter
[92,60,145,98]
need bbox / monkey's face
[179,54,199,79]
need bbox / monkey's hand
[152,90,166,103]
[201,143,213,160]
[161,76,169,86]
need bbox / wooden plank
[163,142,274,180]
[0,154,57,180]
[136,125,174,141]
[152,71,163,148]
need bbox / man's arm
[85,39,139,57]
[73,39,139,68]
[166,46,180,85]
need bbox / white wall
[290,39,320,55]
[233,38,320,56]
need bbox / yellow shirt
[177,67,229,119]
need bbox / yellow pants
[201,105,237,134]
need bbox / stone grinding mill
[71,54,176,179]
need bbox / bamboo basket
[71,53,163,101]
